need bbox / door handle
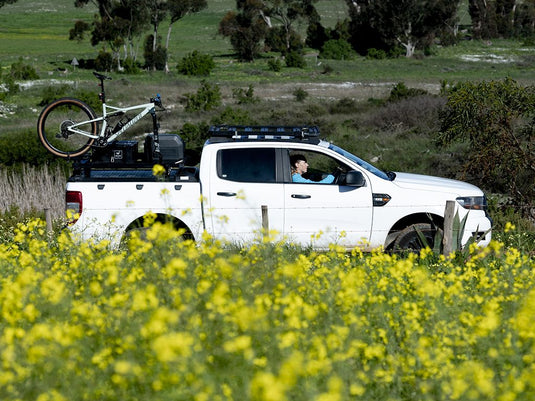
[217,192,237,197]
[291,194,311,199]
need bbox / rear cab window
[217,148,277,183]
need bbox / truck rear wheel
[121,216,194,245]
[393,223,441,252]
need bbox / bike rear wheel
[37,98,98,158]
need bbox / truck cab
[201,126,491,250]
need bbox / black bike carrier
[208,125,321,144]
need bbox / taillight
[66,191,83,224]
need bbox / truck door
[206,147,285,243]
[283,149,373,249]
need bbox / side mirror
[344,170,365,187]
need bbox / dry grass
[0,164,67,221]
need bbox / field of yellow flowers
[1,219,534,401]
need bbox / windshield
[328,143,392,181]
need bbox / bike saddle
[93,71,112,80]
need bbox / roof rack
[208,125,321,142]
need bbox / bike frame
[67,100,157,144]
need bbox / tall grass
[0,164,67,221]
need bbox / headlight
[456,196,487,211]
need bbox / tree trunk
[164,24,173,73]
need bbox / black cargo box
[91,140,140,165]
[144,134,184,166]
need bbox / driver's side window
[288,149,346,184]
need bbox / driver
[290,154,335,184]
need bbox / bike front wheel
[37,97,98,158]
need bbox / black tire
[37,97,98,158]
[393,223,441,252]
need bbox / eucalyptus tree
[346,0,460,57]
[0,0,17,7]
[164,0,208,72]
[469,0,535,38]
[438,78,535,212]
[219,0,268,61]
[74,0,151,69]
[262,0,318,51]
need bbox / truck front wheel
[392,223,441,252]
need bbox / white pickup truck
[65,125,492,251]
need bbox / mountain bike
[37,71,163,160]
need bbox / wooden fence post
[443,200,455,256]
[261,205,269,237]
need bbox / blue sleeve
[292,174,335,184]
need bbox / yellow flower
[152,163,166,176]
[152,332,194,362]
[504,221,516,233]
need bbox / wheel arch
[123,213,195,241]
[385,212,444,250]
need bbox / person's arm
[319,174,335,184]
[292,173,334,184]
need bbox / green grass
[1,0,534,84]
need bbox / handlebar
[151,93,165,110]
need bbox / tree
[74,0,151,70]
[0,0,17,7]
[469,0,498,38]
[438,78,535,215]
[262,0,317,52]
[219,0,268,61]
[469,0,535,39]
[346,0,460,57]
[146,0,168,70]
[164,0,208,72]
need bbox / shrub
[95,50,113,72]
[123,57,141,74]
[144,35,167,71]
[0,130,61,167]
[232,85,259,104]
[320,39,355,60]
[38,86,99,110]
[177,51,215,76]
[364,95,446,132]
[178,122,210,151]
[211,106,254,126]
[388,46,405,58]
[438,78,535,215]
[0,75,19,99]
[267,58,282,72]
[293,87,309,102]
[183,80,222,112]
[321,64,334,74]
[9,58,39,80]
[38,85,70,106]
[285,51,306,68]
[75,89,101,112]
[366,48,387,60]
[329,97,358,114]
[388,82,428,102]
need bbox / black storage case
[144,134,184,166]
[91,140,139,165]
